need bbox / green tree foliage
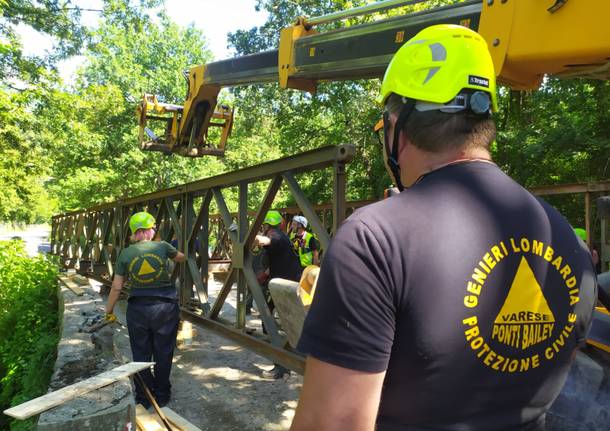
[0,0,88,223]
[0,241,59,431]
[226,0,392,206]
[494,80,610,227]
[0,89,55,223]
[0,0,608,226]
[20,0,226,213]
[225,0,610,221]
[0,0,228,221]
[495,80,610,186]
[0,0,86,82]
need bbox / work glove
[105,313,117,323]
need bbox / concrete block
[268,278,307,349]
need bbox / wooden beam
[135,405,202,431]
[529,180,610,196]
[58,275,85,296]
[135,404,166,431]
[71,274,90,286]
[3,362,154,420]
[161,407,203,431]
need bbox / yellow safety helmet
[264,210,282,226]
[377,24,498,112]
[129,211,156,234]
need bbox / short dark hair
[386,94,496,153]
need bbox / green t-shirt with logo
[115,240,178,298]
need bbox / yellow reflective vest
[291,231,315,267]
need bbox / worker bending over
[289,215,320,267]
[106,212,185,408]
[291,25,596,431]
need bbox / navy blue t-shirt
[298,161,597,430]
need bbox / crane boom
[137,0,610,157]
[201,1,482,87]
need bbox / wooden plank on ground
[71,274,90,286]
[162,407,203,431]
[135,404,165,431]
[58,275,85,296]
[3,362,154,420]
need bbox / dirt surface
[113,277,303,431]
[168,327,302,430]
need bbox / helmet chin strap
[384,100,416,192]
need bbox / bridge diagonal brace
[188,190,212,245]
[242,259,283,346]
[282,171,331,251]
[209,267,236,320]
[164,198,183,241]
[244,175,283,249]
[187,257,209,306]
[211,188,238,245]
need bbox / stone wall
[37,278,134,431]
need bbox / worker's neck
[401,144,492,188]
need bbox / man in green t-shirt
[106,212,185,409]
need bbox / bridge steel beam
[51,145,355,373]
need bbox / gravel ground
[168,327,302,430]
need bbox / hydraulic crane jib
[136,0,610,157]
[136,91,233,158]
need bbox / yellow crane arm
[139,0,610,157]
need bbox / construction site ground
[113,277,303,431]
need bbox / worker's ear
[397,128,411,159]
[382,126,411,184]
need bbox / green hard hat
[129,212,156,234]
[264,210,282,226]
[573,227,587,242]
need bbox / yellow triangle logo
[492,257,555,350]
[138,258,156,276]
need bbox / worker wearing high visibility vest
[289,215,320,267]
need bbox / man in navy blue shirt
[254,210,302,379]
[291,25,596,431]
